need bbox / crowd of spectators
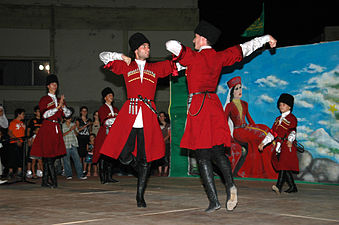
[0,103,171,183]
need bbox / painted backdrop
[216,41,339,183]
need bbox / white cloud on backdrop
[255,75,288,88]
[255,94,274,104]
[291,63,326,74]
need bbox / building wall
[0,1,198,117]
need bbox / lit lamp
[38,63,51,73]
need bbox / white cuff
[99,52,123,65]
[62,106,72,118]
[261,132,274,146]
[105,118,116,127]
[288,131,296,142]
[166,40,182,56]
[43,108,58,119]
[275,142,281,153]
[240,35,270,57]
[176,62,186,71]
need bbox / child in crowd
[91,111,100,136]
[62,116,87,180]
[84,133,95,176]
[26,105,43,179]
[7,108,26,178]
[28,127,43,179]
[259,93,299,194]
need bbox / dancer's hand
[122,54,131,66]
[268,35,277,48]
[287,141,292,148]
[258,143,264,152]
[58,95,65,108]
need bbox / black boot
[136,162,151,208]
[98,158,106,184]
[284,171,298,193]
[106,162,119,183]
[212,147,237,211]
[47,158,57,188]
[41,158,51,188]
[198,159,221,213]
[232,145,248,177]
[120,155,138,176]
[272,170,286,194]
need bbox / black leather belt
[188,91,215,98]
[187,91,215,117]
[45,119,59,123]
[234,124,247,129]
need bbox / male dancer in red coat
[93,87,119,184]
[166,20,277,212]
[99,33,173,207]
[31,74,71,188]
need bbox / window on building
[0,60,50,86]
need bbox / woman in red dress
[31,74,71,188]
[224,76,277,179]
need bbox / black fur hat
[194,20,221,45]
[101,87,114,99]
[46,74,59,85]
[129,32,150,52]
[277,93,294,112]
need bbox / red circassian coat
[30,95,66,158]
[92,104,119,163]
[99,60,172,162]
[177,45,243,150]
[270,113,299,172]
[225,100,277,179]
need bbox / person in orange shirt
[7,108,26,178]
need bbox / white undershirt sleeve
[166,40,182,56]
[43,108,58,119]
[99,52,123,65]
[240,35,271,57]
[62,106,72,118]
[105,118,116,127]
[288,131,296,142]
[261,132,274,146]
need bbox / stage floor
[0,176,338,225]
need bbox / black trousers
[119,128,146,164]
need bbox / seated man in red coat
[93,87,119,184]
[99,33,173,207]
[166,20,277,212]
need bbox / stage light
[45,64,50,71]
[39,65,44,70]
